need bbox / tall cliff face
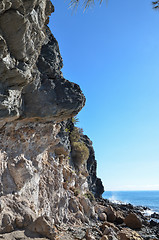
[1,2,158,240]
[0,0,85,127]
[0,0,104,237]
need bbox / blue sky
[49,0,159,191]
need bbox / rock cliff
[0,1,159,240]
[0,0,85,127]
[0,0,104,238]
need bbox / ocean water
[103,191,159,214]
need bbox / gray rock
[81,135,104,198]
[0,0,85,125]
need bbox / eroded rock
[124,213,142,230]
[105,206,116,223]
[117,228,143,240]
[0,0,85,126]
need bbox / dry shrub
[70,127,80,142]
[71,141,89,166]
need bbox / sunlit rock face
[0,1,156,240]
[0,0,85,127]
[0,0,103,237]
[0,122,71,229]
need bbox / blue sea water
[103,191,159,214]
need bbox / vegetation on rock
[70,126,89,166]
[71,141,89,166]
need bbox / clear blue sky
[49,0,159,191]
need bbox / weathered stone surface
[103,225,111,235]
[99,212,107,221]
[0,229,48,239]
[0,0,85,126]
[115,210,124,224]
[101,222,119,233]
[22,76,85,121]
[28,216,57,240]
[1,1,158,240]
[69,197,79,213]
[81,135,104,198]
[79,196,96,219]
[105,206,116,223]
[124,213,142,230]
[117,228,143,240]
[0,117,102,237]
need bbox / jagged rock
[115,210,124,224]
[79,197,96,219]
[82,135,104,198]
[0,0,104,235]
[0,0,85,127]
[0,212,14,233]
[95,204,106,214]
[1,1,157,240]
[151,212,159,219]
[0,0,55,126]
[28,216,57,240]
[124,213,142,230]
[101,222,119,233]
[117,228,143,240]
[105,206,116,223]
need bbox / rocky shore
[0,195,159,239]
[0,0,158,239]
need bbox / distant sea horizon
[103,190,159,214]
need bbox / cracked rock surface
[1,1,158,240]
[0,0,85,127]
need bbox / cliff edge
[0,0,104,238]
[0,1,159,240]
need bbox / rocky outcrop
[0,0,85,128]
[81,134,104,198]
[0,0,102,238]
[0,1,159,240]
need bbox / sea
[103,191,159,214]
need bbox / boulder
[101,221,119,233]
[117,228,143,240]
[105,206,116,223]
[28,216,57,240]
[99,212,107,221]
[124,213,142,229]
[115,210,124,224]
[0,212,14,233]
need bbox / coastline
[103,190,159,214]
[96,196,159,239]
